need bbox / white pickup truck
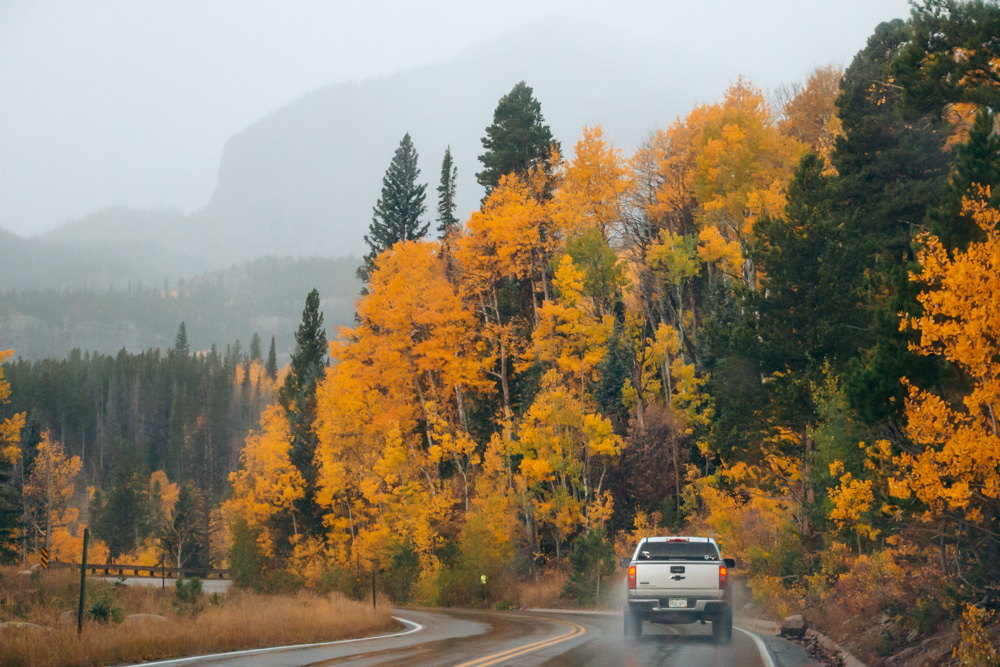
[620,536,735,643]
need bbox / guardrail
[50,562,230,580]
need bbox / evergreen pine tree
[754,154,854,373]
[278,289,327,534]
[173,322,189,357]
[436,147,459,239]
[359,133,428,282]
[91,465,153,561]
[929,108,1000,251]
[894,0,1000,117]
[249,332,262,363]
[830,19,950,423]
[476,81,558,194]
[265,336,278,381]
[160,482,206,568]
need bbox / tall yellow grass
[0,568,397,667]
[514,570,569,609]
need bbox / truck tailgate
[634,562,722,598]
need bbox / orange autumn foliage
[892,191,1000,523]
[695,78,806,285]
[455,175,544,415]
[0,349,25,467]
[550,125,628,243]
[316,241,486,569]
[223,403,304,557]
[777,64,844,164]
[24,431,83,560]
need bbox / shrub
[384,541,420,603]
[956,603,999,667]
[317,566,367,599]
[562,528,617,606]
[228,519,265,590]
[175,577,203,616]
[175,577,202,605]
[88,588,123,624]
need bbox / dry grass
[514,570,569,609]
[0,567,398,667]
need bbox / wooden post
[371,568,376,609]
[77,528,89,635]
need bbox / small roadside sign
[40,548,49,569]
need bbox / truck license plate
[668,598,687,608]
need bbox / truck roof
[639,536,716,544]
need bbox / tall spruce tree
[359,133,428,282]
[173,322,190,358]
[894,0,1000,117]
[831,19,950,423]
[265,336,278,381]
[436,147,459,239]
[929,108,1000,251]
[249,333,262,363]
[278,289,327,534]
[476,81,558,194]
[91,464,153,562]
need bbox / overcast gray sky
[0,0,913,238]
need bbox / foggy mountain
[1,19,730,289]
[190,17,714,263]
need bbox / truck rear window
[636,541,720,561]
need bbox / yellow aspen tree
[619,314,664,431]
[224,403,304,557]
[0,349,25,467]
[645,228,701,353]
[649,109,709,237]
[828,461,879,552]
[550,125,629,243]
[515,370,622,564]
[892,191,1000,530]
[25,431,81,555]
[316,241,487,570]
[623,121,705,362]
[455,174,544,417]
[149,469,179,521]
[314,359,387,566]
[776,64,844,165]
[529,255,613,389]
[695,78,806,287]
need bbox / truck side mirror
[619,557,632,568]
[724,558,735,569]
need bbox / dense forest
[0,323,282,565]
[1,1,999,661]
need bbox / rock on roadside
[781,614,808,639]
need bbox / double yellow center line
[454,617,587,667]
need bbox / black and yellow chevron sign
[40,548,49,569]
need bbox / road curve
[126,607,792,666]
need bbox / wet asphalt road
[131,607,794,666]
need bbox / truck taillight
[719,565,728,589]
[628,565,637,589]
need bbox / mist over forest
[4,3,1000,664]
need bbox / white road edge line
[123,616,424,667]
[735,627,777,667]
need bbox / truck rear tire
[624,607,642,639]
[712,608,733,644]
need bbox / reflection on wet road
[314,609,769,667]
[130,607,779,666]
